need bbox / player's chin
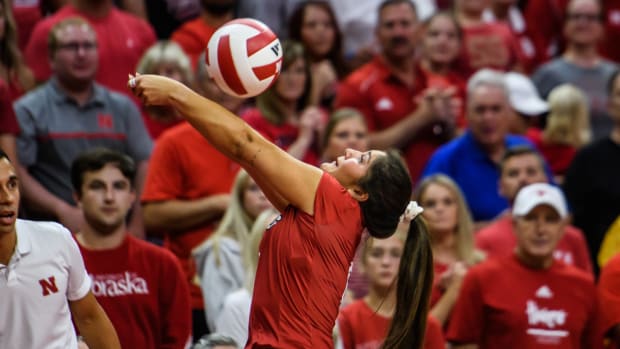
[320,161,336,172]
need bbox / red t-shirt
[78,235,192,349]
[430,262,449,309]
[420,67,467,129]
[475,214,593,274]
[12,2,41,51]
[447,255,601,349]
[171,18,216,70]
[338,300,446,349]
[600,1,620,63]
[335,57,451,184]
[25,5,156,97]
[141,122,238,309]
[0,79,20,135]
[246,173,362,348]
[598,253,620,346]
[459,22,524,78]
[242,108,323,166]
[526,128,577,177]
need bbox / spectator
[476,145,593,274]
[447,183,601,349]
[136,40,192,139]
[532,0,617,141]
[72,148,191,349]
[563,68,620,275]
[213,209,279,347]
[453,0,524,77]
[193,170,272,331]
[414,174,485,327]
[598,252,620,348]
[422,69,534,224]
[336,0,459,184]
[530,83,591,181]
[337,214,446,349]
[14,17,152,235]
[288,0,348,108]
[171,0,236,69]
[241,40,327,165]
[0,149,121,349]
[25,0,156,99]
[419,11,467,130]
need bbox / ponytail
[382,217,434,349]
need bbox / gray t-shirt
[532,57,617,141]
[14,79,153,206]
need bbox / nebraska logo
[526,300,567,328]
[91,271,149,297]
[39,276,59,296]
[97,113,113,129]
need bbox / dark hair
[0,0,35,91]
[256,40,312,125]
[358,149,433,349]
[607,69,620,97]
[378,0,418,21]
[287,0,349,78]
[499,145,545,174]
[71,148,136,196]
[192,333,238,349]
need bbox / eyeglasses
[566,13,601,22]
[57,42,98,53]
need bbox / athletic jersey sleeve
[58,224,92,301]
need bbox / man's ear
[348,186,369,202]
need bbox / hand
[311,61,338,95]
[439,261,467,291]
[56,203,84,233]
[415,87,458,126]
[299,106,324,136]
[128,73,183,106]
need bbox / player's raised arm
[129,74,322,214]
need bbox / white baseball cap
[513,183,568,218]
[505,72,549,116]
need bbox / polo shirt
[422,131,533,221]
[0,219,91,348]
[14,78,153,205]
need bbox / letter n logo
[39,276,59,296]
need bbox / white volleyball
[205,18,283,98]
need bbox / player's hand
[128,73,184,106]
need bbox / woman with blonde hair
[214,208,280,346]
[193,169,273,331]
[136,40,193,138]
[414,174,485,327]
[528,83,591,181]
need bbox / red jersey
[338,300,446,349]
[447,255,601,349]
[600,1,620,63]
[24,5,156,97]
[475,214,593,274]
[598,253,620,347]
[242,108,324,166]
[459,22,524,78]
[246,173,362,348]
[335,58,451,184]
[430,262,449,309]
[78,235,192,349]
[0,79,20,135]
[141,122,238,309]
[171,18,216,69]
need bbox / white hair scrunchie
[400,201,424,222]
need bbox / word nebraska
[91,272,149,297]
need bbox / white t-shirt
[215,288,252,347]
[0,219,92,349]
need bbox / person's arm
[131,75,323,215]
[430,263,467,326]
[286,106,323,160]
[16,164,84,232]
[368,88,456,150]
[69,292,121,349]
[143,194,230,233]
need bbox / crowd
[1,0,620,348]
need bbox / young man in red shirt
[72,148,191,349]
[448,182,601,349]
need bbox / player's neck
[365,286,397,318]
[0,230,17,265]
[77,226,126,250]
[515,248,553,270]
[563,46,600,67]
